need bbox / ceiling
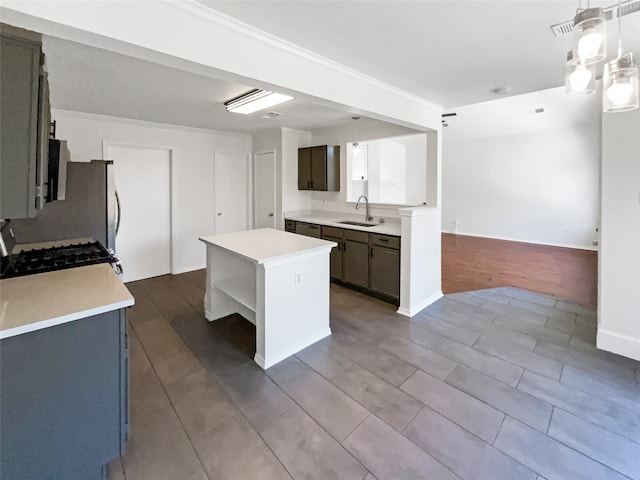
[203,0,640,108]
[39,1,638,134]
[42,36,377,133]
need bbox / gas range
[0,241,122,279]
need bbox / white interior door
[107,144,171,283]
[254,151,276,229]
[214,151,249,234]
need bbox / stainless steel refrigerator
[10,160,118,250]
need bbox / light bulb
[577,27,603,61]
[606,81,634,105]
[569,65,592,91]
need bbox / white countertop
[285,212,401,236]
[199,228,336,264]
[0,263,134,339]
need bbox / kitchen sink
[338,220,378,227]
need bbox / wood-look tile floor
[110,271,640,480]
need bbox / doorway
[214,150,250,234]
[105,143,172,283]
[254,150,276,229]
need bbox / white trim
[158,1,442,111]
[397,291,443,317]
[53,108,251,139]
[596,329,640,361]
[441,230,598,252]
[255,327,332,369]
[254,149,277,229]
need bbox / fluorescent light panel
[225,89,293,114]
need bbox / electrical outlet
[295,272,301,285]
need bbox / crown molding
[157,0,442,111]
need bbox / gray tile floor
[109,271,640,480]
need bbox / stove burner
[1,241,120,279]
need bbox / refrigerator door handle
[115,190,122,237]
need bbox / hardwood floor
[442,233,598,308]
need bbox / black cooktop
[0,241,117,279]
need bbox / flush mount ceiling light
[603,0,638,112]
[224,89,293,114]
[572,6,607,64]
[565,50,597,95]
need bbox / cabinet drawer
[343,229,368,243]
[370,234,400,250]
[295,222,321,238]
[322,226,343,239]
[285,220,296,232]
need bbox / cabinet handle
[310,180,314,189]
[370,247,374,257]
[343,242,347,252]
[378,238,389,242]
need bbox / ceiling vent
[442,112,457,127]
[550,0,638,37]
[261,111,281,119]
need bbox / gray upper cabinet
[298,145,340,191]
[0,29,49,219]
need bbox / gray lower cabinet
[285,219,296,233]
[370,245,401,300]
[343,239,370,289]
[0,309,129,480]
[287,220,401,304]
[295,222,321,238]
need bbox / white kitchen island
[199,228,336,369]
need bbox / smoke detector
[260,111,281,119]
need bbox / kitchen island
[0,263,134,480]
[199,228,336,369]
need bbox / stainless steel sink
[338,220,378,227]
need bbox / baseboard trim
[441,230,598,252]
[397,291,443,317]
[596,329,640,361]
[255,327,332,369]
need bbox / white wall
[598,107,640,361]
[281,128,313,220]
[442,124,600,249]
[53,109,252,274]
[308,121,423,217]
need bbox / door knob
[268,213,274,217]
[217,212,222,216]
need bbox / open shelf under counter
[212,278,256,313]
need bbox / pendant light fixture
[565,50,596,95]
[603,0,638,112]
[571,2,607,65]
[352,116,360,155]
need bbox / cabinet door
[298,148,311,190]
[343,240,369,288]
[295,222,321,238]
[310,146,328,190]
[0,35,41,219]
[370,245,400,300]
[323,235,343,280]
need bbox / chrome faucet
[355,195,373,222]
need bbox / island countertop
[0,263,134,339]
[199,228,336,264]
